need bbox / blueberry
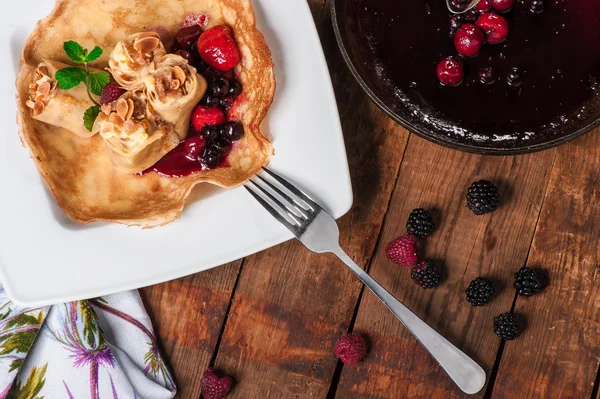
[212,137,232,155]
[507,67,523,87]
[221,121,245,141]
[209,77,230,98]
[201,147,221,169]
[219,97,234,110]
[479,67,497,84]
[202,94,220,107]
[229,79,243,97]
[201,125,218,140]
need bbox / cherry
[454,24,485,57]
[492,0,514,12]
[507,67,524,87]
[176,25,203,50]
[476,0,493,12]
[436,57,464,86]
[476,13,509,43]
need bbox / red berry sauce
[355,0,600,146]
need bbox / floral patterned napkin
[0,285,176,398]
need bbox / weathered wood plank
[209,5,412,395]
[140,262,242,399]
[336,136,556,398]
[491,131,600,399]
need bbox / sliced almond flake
[134,36,161,54]
[173,66,187,84]
[33,101,45,116]
[101,103,113,115]
[142,120,150,130]
[126,99,135,120]
[116,98,129,118]
[102,122,115,133]
[170,79,181,91]
[111,114,125,128]
[26,100,35,109]
[37,82,51,97]
[37,65,49,77]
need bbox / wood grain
[140,262,242,399]
[491,131,600,399]
[335,136,556,398]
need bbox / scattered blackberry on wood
[466,277,495,306]
[406,208,435,238]
[514,266,545,296]
[493,312,520,340]
[466,180,500,215]
[411,260,442,289]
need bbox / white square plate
[0,0,352,306]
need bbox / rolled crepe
[25,60,98,139]
[96,92,180,173]
[108,32,167,92]
[144,53,207,141]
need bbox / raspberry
[100,82,125,104]
[201,368,233,399]
[436,57,464,86]
[476,13,509,44]
[191,105,225,131]
[334,333,367,365]
[385,235,421,267]
[197,25,241,71]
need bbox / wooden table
[140,1,600,397]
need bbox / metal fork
[245,168,486,395]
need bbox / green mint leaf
[55,67,87,90]
[63,41,87,63]
[85,46,103,63]
[83,106,101,132]
[88,71,110,96]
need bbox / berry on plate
[334,333,367,365]
[100,82,124,104]
[436,57,464,86]
[191,105,225,131]
[476,0,493,12]
[197,25,241,71]
[386,235,421,267]
[492,0,515,12]
[454,24,485,57]
[201,368,233,399]
[476,13,509,43]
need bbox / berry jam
[355,0,600,144]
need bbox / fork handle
[332,246,486,395]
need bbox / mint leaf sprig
[55,41,111,132]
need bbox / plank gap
[589,361,600,399]
[208,258,246,368]
[483,339,506,399]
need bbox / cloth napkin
[0,285,176,399]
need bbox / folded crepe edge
[15,0,276,228]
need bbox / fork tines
[245,168,320,231]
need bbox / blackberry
[514,266,545,296]
[449,16,464,37]
[466,180,500,215]
[493,312,520,340]
[406,208,435,238]
[465,277,495,306]
[411,260,442,289]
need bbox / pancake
[16,0,275,227]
